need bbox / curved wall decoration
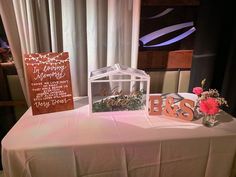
[139,8,197,49]
[138,5,198,75]
[143,8,174,19]
[140,22,196,48]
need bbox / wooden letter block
[178,98,194,121]
[149,95,162,115]
[148,95,195,121]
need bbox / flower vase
[202,114,218,127]
[193,105,202,119]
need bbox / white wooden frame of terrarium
[88,64,150,115]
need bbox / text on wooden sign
[25,52,74,115]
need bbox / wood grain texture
[25,52,74,115]
[167,50,193,69]
[138,50,192,70]
[138,51,169,70]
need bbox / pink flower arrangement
[193,87,203,96]
[199,97,219,115]
[192,79,228,116]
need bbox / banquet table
[2,93,236,177]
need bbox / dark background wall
[138,0,199,70]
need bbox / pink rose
[199,97,219,115]
[193,87,203,96]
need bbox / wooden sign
[149,96,194,121]
[25,52,74,115]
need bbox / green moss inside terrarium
[92,89,145,112]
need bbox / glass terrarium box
[88,64,150,114]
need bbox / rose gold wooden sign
[25,52,74,115]
[149,96,194,121]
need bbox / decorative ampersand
[162,97,178,117]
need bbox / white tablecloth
[2,93,236,177]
